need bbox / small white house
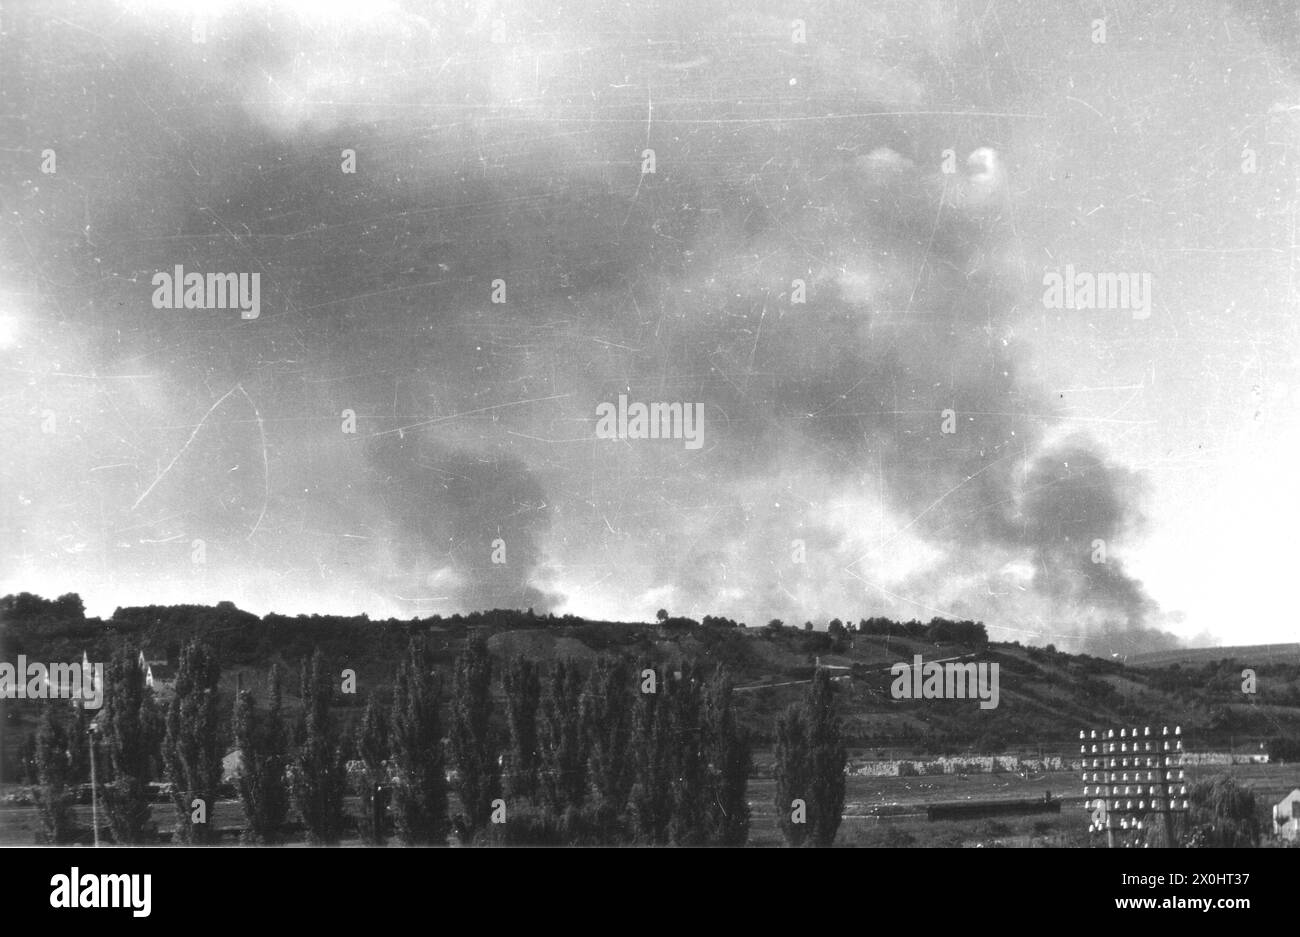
[222,748,245,784]
[1273,789,1300,842]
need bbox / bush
[1185,775,1261,848]
[1266,736,1300,763]
[494,803,565,846]
[882,826,916,848]
[493,802,630,846]
[980,820,1011,839]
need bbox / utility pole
[88,723,100,847]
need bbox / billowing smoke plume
[0,0,1199,652]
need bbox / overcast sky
[2,0,1297,654]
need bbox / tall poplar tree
[234,664,289,843]
[34,705,74,843]
[102,648,162,844]
[502,655,541,804]
[629,662,673,844]
[774,704,812,847]
[390,638,449,845]
[449,632,499,837]
[163,640,224,844]
[293,649,346,845]
[582,655,634,810]
[356,695,389,845]
[703,667,751,845]
[541,658,588,813]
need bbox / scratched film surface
[2,1,1298,849]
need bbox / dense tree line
[494,656,756,845]
[26,637,759,846]
[16,602,868,846]
[855,616,989,647]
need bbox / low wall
[849,756,1069,777]
[1179,752,1269,765]
[848,751,1269,776]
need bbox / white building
[1273,789,1300,842]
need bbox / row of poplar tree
[32,634,847,846]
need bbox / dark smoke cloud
[367,438,557,612]
[0,0,1213,653]
[1017,439,1157,630]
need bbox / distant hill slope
[1125,644,1300,668]
[3,594,1299,783]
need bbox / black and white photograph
[0,0,1295,906]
